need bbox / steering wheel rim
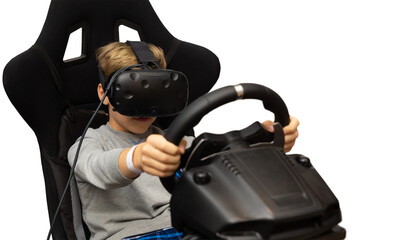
[164,83,290,145]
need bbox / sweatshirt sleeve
[68,129,133,190]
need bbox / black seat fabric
[3,0,220,239]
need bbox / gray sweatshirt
[68,123,172,240]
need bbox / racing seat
[2,0,220,239]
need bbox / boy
[68,42,300,240]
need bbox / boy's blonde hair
[96,42,167,80]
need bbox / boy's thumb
[262,120,275,133]
[178,139,187,154]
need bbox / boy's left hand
[261,116,300,153]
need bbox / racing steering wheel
[162,83,290,191]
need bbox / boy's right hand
[133,134,186,177]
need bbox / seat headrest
[4,0,220,153]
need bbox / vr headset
[98,41,189,117]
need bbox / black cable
[45,65,137,240]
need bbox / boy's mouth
[133,118,151,122]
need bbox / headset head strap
[127,41,160,69]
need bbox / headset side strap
[97,65,107,89]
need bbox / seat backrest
[3,0,220,239]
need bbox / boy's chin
[127,117,156,134]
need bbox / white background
[1,0,395,239]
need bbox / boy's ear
[97,83,110,105]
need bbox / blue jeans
[122,227,183,240]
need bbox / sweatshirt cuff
[106,148,135,185]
